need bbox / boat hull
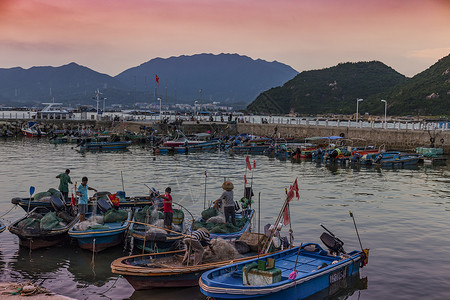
[76,231,127,252]
[200,244,365,300]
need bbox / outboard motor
[97,198,113,213]
[50,195,66,212]
[320,224,346,255]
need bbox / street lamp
[381,99,387,128]
[356,98,363,126]
[194,101,199,119]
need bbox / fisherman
[157,187,173,231]
[76,177,97,222]
[182,227,213,265]
[329,146,341,162]
[56,169,73,202]
[214,181,236,226]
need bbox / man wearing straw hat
[214,181,236,226]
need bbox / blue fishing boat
[79,140,131,151]
[0,220,6,233]
[68,200,132,252]
[209,209,254,240]
[378,153,423,167]
[190,209,255,240]
[200,242,368,300]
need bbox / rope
[99,275,122,295]
[0,205,16,218]
[91,238,96,277]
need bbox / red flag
[244,174,247,185]
[245,156,252,170]
[108,193,120,207]
[283,204,290,225]
[253,160,256,169]
[292,178,299,199]
[286,188,295,202]
[71,193,75,206]
[155,75,159,85]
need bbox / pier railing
[1,111,448,131]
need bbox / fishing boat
[79,140,132,151]
[130,207,186,253]
[377,153,423,167]
[163,130,205,147]
[12,192,153,213]
[21,121,47,137]
[68,199,132,252]
[8,196,79,249]
[0,220,6,233]
[111,242,277,290]
[208,209,254,240]
[200,241,368,300]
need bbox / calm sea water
[0,138,449,300]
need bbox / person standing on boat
[158,187,173,231]
[56,169,73,202]
[76,177,97,222]
[214,181,236,226]
[182,227,212,265]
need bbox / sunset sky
[0,0,449,77]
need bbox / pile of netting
[139,238,246,267]
[104,208,128,223]
[192,208,249,234]
[134,205,163,223]
[32,188,61,202]
[73,215,109,231]
[16,211,74,232]
[73,208,128,231]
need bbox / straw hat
[222,181,234,191]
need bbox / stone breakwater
[1,119,449,153]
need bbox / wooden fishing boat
[111,246,275,290]
[79,140,132,151]
[12,194,153,213]
[68,200,132,252]
[8,196,79,250]
[200,243,368,300]
[0,220,6,233]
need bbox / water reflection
[8,246,65,277]
[304,274,368,300]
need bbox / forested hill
[247,61,408,115]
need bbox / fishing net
[73,215,105,231]
[47,188,61,196]
[40,212,63,231]
[135,206,157,223]
[201,208,217,220]
[17,218,40,230]
[202,238,242,263]
[57,211,74,223]
[33,192,52,201]
[192,216,249,234]
[87,224,110,230]
[103,208,128,223]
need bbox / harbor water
[0,138,449,299]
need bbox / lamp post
[194,101,199,120]
[381,99,387,129]
[356,98,363,126]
